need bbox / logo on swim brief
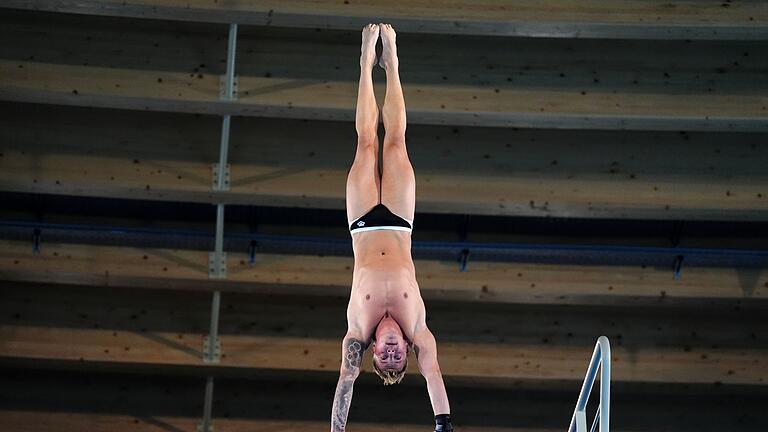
[356,221,365,227]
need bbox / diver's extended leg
[346,23,381,225]
[379,23,415,223]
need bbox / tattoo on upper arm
[343,338,367,371]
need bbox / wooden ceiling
[0,2,767,431]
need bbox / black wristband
[435,414,453,432]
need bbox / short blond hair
[372,354,407,385]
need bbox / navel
[365,294,371,301]
[403,292,408,299]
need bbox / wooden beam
[4,10,765,93]
[4,366,766,432]
[1,323,763,386]
[2,274,765,429]
[0,411,533,432]
[2,104,767,221]
[1,239,766,305]
[4,281,763,362]
[2,60,766,132]
[3,0,767,40]
[1,10,765,134]
[1,281,765,425]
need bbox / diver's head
[371,314,408,385]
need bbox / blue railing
[2,220,767,270]
[569,336,611,432]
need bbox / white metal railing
[568,336,611,432]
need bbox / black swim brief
[349,203,413,234]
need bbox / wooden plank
[2,59,766,132]
[3,189,768,251]
[1,9,765,133]
[2,282,765,429]
[3,367,766,432]
[1,104,767,221]
[1,323,764,385]
[1,372,570,431]
[0,411,534,432]
[3,11,766,90]
[3,0,768,40]
[3,282,763,359]
[1,239,766,305]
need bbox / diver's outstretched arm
[413,326,453,430]
[330,332,368,431]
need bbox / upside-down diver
[330,23,453,432]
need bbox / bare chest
[348,267,424,337]
[353,275,417,306]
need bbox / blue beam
[1,220,766,269]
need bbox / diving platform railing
[569,336,611,432]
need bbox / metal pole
[205,289,222,362]
[212,204,226,276]
[599,337,611,432]
[199,22,238,432]
[223,23,238,102]
[211,23,237,274]
[198,376,214,432]
[569,336,611,432]
[216,23,237,189]
[589,405,600,432]
[217,116,231,188]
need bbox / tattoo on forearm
[331,338,367,431]
[343,338,366,371]
[331,378,354,431]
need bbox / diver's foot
[378,23,399,71]
[360,23,379,69]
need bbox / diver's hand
[435,414,453,432]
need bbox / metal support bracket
[211,163,230,191]
[458,248,470,272]
[209,251,227,278]
[197,423,214,432]
[219,75,238,100]
[673,254,684,280]
[32,228,41,254]
[202,290,222,364]
[248,240,258,265]
[202,335,221,363]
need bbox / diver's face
[373,317,408,371]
